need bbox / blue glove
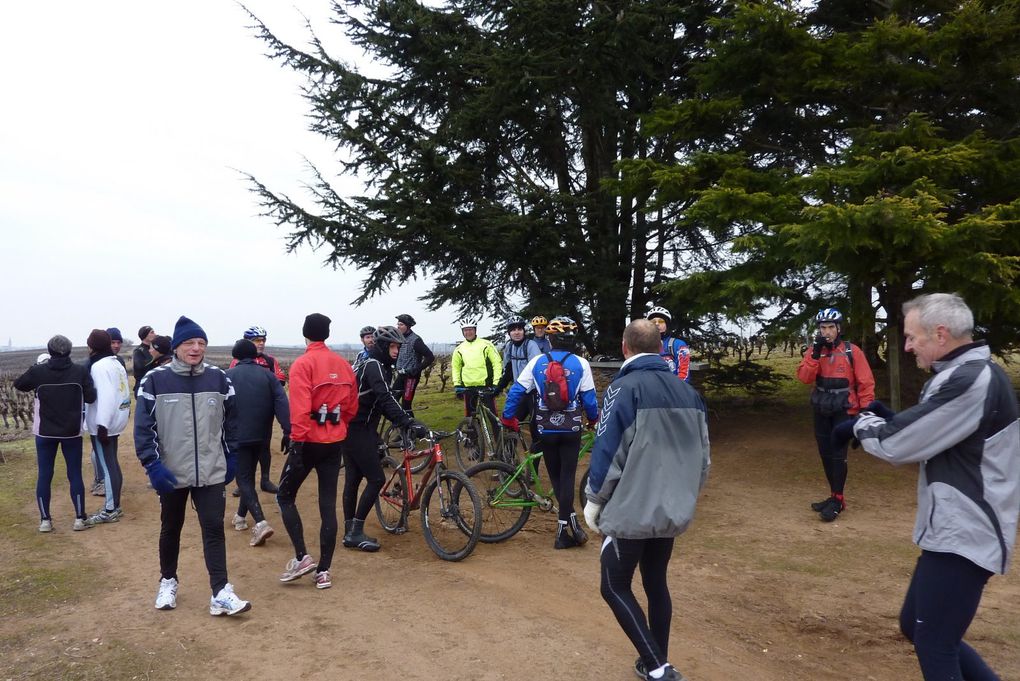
[831,417,860,451]
[145,460,178,494]
[454,385,466,398]
[865,400,896,420]
[224,453,237,485]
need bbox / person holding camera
[796,307,875,522]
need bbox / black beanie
[46,335,72,358]
[302,313,331,342]
[138,325,153,341]
[232,339,258,360]
[87,329,113,354]
[151,335,172,356]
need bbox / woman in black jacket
[14,335,97,532]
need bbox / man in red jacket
[277,313,358,590]
[796,307,875,522]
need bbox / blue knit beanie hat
[171,316,208,350]
[105,327,123,342]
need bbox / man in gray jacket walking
[834,293,1019,681]
[583,319,710,681]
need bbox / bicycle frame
[486,429,596,510]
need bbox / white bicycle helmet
[646,306,671,322]
[815,308,843,325]
[243,325,268,340]
[460,320,479,329]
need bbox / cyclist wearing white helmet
[796,306,875,521]
[228,325,286,496]
[393,313,436,417]
[645,307,692,382]
[452,320,503,438]
[503,316,599,549]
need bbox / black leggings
[539,430,581,521]
[341,426,386,522]
[899,550,998,681]
[158,484,228,595]
[277,442,342,572]
[235,441,267,523]
[90,434,123,511]
[600,536,675,671]
[812,410,851,495]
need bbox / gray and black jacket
[586,353,711,539]
[855,342,1020,575]
[135,358,237,488]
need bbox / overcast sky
[0,1,493,349]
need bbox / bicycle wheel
[374,456,409,534]
[578,467,590,508]
[420,470,481,561]
[465,461,532,543]
[453,418,484,471]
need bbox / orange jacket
[288,342,358,443]
[796,340,875,415]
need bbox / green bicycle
[453,387,526,470]
[464,430,596,543]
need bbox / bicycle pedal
[394,526,408,535]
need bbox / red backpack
[542,352,571,411]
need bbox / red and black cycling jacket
[796,340,875,415]
[229,353,286,385]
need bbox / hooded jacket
[352,343,413,431]
[226,359,291,444]
[587,353,711,539]
[14,356,97,438]
[854,342,1020,575]
[495,337,542,393]
[85,354,131,436]
[134,357,237,488]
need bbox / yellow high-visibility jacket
[452,338,503,388]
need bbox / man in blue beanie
[135,315,251,616]
[105,328,126,369]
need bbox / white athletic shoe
[249,520,274,547]
[155,577,178,610]
[209,583,251,616]
[279,554,317,582]
[72,518,90,532]
[39,519,53,533]
[231,514,248,531]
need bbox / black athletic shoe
[819,497,844,522]
[231,486,241,498]
[554,524,578,549]
[261,480,279,494]
[810,496,832,512]
[636,660,686,681]
[634,659,646,680]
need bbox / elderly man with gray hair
[833,292,1019,681]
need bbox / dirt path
[3,404,1018,680]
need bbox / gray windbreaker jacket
[855,342,1020,574]
[135,358,237,488]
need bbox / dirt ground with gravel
[1,399,1018,681]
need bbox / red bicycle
[374,428,482,561]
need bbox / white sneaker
[91,482,105,497]
[209,583,251,616]
[249,520,274,547]
[279,554,317,582]
[314,570,332,590]
[72,518,90,531]
[231,514,248,531]
[155,577,178,610]
[39,519,53,533]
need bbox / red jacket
[796,340,875,415]
[289,342,358,443]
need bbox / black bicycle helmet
[505,315,526,332]
[359,325,376,337]
[396,314,416,327]
[373,325,406,346]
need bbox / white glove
[583,501,603,535]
